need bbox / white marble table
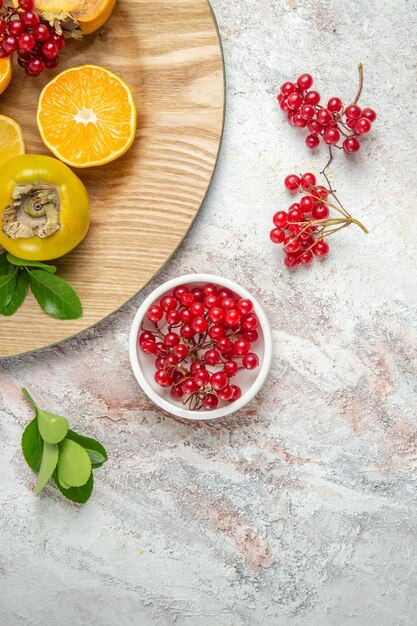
[1,1,416,624]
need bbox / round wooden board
[0,0,224,358]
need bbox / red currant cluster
[139,283,261,411]
[277,66,377,155]
[0,0,65,76]
[270,171,368,268]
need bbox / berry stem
[352,63,364,106]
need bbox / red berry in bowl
[202,394,219,410]
[161,295,178,311]
[205,349,220,366]
[242,353,259,370]
[147,305,163,322]
[210,372,228,391]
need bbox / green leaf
[66,430,108,468]
[0,271,17,312]
[7,253,57,273]
[58,438,91,487]
[53,470,93,504]
[0,252,13,275]
[35,442,59,495]
[21,417,43,473]
[37,410,69,445]
[2,271,29,316]
[28,269,82,320]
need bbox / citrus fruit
[12,0,116,34]
[36,64,137,168]
[0,115,25,168]
[0,58,12,95]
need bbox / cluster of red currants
[270,171,367,268]
[139,283,261,411]
[277,69,377,154]
[0,0,65,76]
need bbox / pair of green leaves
[0,253,82,320]
[21,389,107,504]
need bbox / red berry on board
[345,104,362,120]
[308,119,323,135]
[21,11,39,28]
[284,174,301,192]
[343,137,361,153]
[300,195,314,213]
[8,20,24,37]
[313,186,329,200]
[19,32,36,51]
[34,24,51,42]
[296,73,313,91]
[293,113,308,128]
[2,36,19,53]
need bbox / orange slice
[0,58,12,95]
[37,65,137,168]
[0,115,25,168]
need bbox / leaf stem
[22,388,39,413]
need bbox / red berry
[8,20,24,37]
[218,385,234,401]
[155,342,168,357]
[273,211,288,228]
[34,24,51,42]
[293,113,308,128]
[280,81,295,96]
[355,117,372,135]
[300,195,315,213]
[141,339,157,354]
[224,308,241,326]
[27,57,46,76]
[242,353,259,370]
[304,90,320,105]
[312,203,329,220]
[237,298,253,315]
[323,127,340,145]
[345,104,362,120]
[279,98,289,112]
[180,324,195,339]
[191,287,204,302]
[190,301,205,317]
[296,73,313,91]
[49,33,65,50]
[154,370,171,387]
[166,309,181,325]
[299,250,313,265]
[270,228,285,244]
[0,20,6,37]
[164,354,179,372]
[223,360,239,377]
[204,293,219,308]
[287,92,303,110]
[243,329,259,342]
[190,361,205,375]
[170,385,183,399]
[194,369,210,387]
[192,316,208,334]
[21,0,35,9]
[205,349,220,366]
[21,11,39,28]
[180,308,192,323]
[173,343,188,360]
[300,104,315,120]
[312,240,330,256]
[173,285,188,299]
[216,337,232,353]
[284,254,299,268]
[229,385,242,402]
[208,324,225,340]
[18,32,36,51]
[182,378,198,395]
[288,207,303,222]
[284,174,301,192]
[316,108,333,126]
[284,237,301,253]
[306,134,320,149]
[203,283,218,296]
[139,330,155,345]
[300,172,316,191]
[2,36,19,53]
[242,314,259,331]
[308,119,323,135]
[164,332,180,347]
[147,305,163,322]
[208,306,224,323]
[361,107,377,122]
[343,137,361,153]
[160,295,178,312]
[180,291,194,307]
[221,297,235,310]
[312,186,328,200]
[210,371,228,391]
[327,97,343,112]
[202,394,218,410]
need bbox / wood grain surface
[0,0,224,358]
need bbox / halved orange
[37,65,137,168]
[0,58,12,95]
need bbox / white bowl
[129,274,273,421]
